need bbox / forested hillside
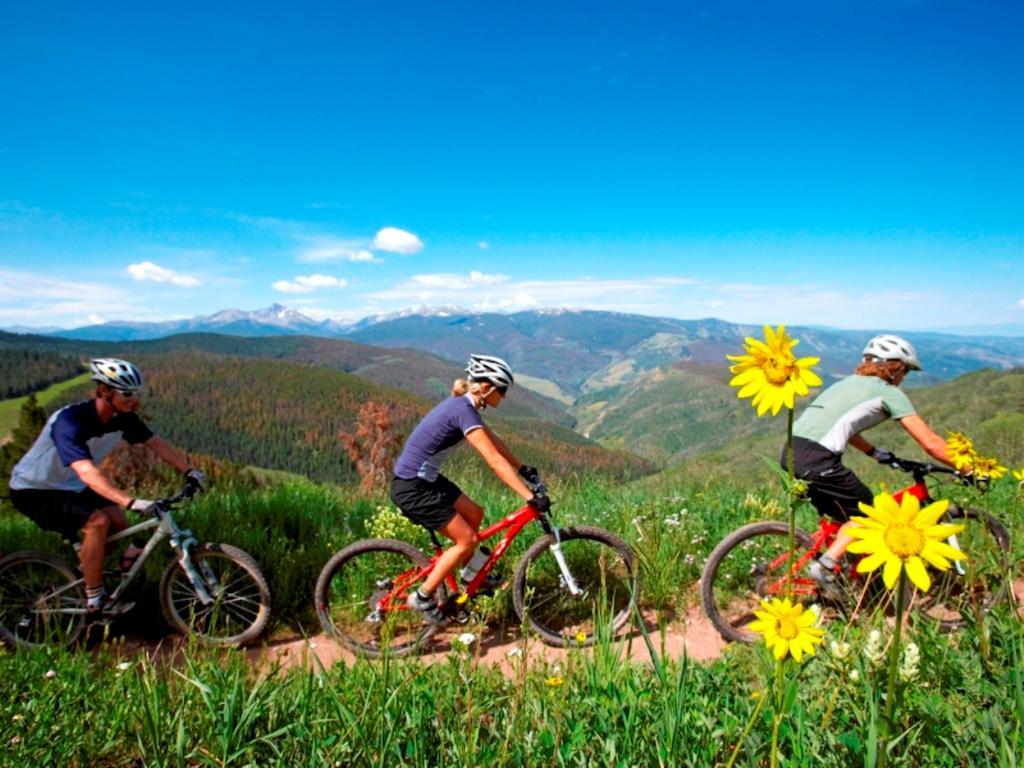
[40,351,652,485]
[0,346,85,398]
[0,330,570,426]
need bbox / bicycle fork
[169,526,216,606]
[548,527,584,597]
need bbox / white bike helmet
[90,358,144,392]
[862,335,921,371]
[466,354,514,390]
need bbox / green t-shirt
[793,375,915,454]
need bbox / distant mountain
[47,303,340,341]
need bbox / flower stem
[724,685,769,768]
[878,570,907,768]
[770,659,785,768]
[786,407,796,598]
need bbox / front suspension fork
[548,526,584,596]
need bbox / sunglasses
[114,389,140,399]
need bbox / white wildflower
[899,642,921,682]
[505,647,523,659]
[863,630,886,668]
[830,640,851,661]
[848,669,860,682]
[116,662,131,672]
[457,632,476,647]
[44,669,57,680]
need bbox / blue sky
[1,1,1021,331]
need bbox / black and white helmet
[466,354,514,390]
[862,335,921,371]
[90,358,144,392]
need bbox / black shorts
[389,474,463,532]
[782,438,873,522]
[10,487,116,541]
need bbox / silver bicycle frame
[98,509,213,607]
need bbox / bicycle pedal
[100,600,135,618]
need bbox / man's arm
[144,435,191,474]
[69,459,133,508]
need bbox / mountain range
[4,305,1023,466]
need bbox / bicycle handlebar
[148,481,199,516]
[878,455,985,488]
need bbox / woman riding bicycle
[389,354,547,625]
[783,334,954,598]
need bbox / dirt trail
[245,601,727,677]
[245,578,1024,676]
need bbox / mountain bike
[0,482,272,650]
[701,457,1011,643]
[315,476,639,657]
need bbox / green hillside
[0,330,571,427]
[25,350,651,485]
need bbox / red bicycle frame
[375,501,544,614]
[759,474,933,599]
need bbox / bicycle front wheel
[700,522,816,643]
[159,543,271,646]
[315,538,439,658]
[0,551,86,650]
[913,506,1010,628]
[512,526,638,648]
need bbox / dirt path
[245,578,1024,676]
[244,601,728,677]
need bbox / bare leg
[78,505,127,589]
[822,523,855,563]
[421,513,478,595]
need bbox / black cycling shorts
[10,487,116,541]
[782,438,874,522]
[389,474,463,532]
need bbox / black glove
[870,448,895,465]
[528,493,551,513]
[518,465,540,484]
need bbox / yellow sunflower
[970,456,1007,480]
[846,493,966,593]
[727,325,822,417]
[747,597,824,662]
[945,431,977,472]
[1013,468,1024,482]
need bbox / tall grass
[2,605,1021,767]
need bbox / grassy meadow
[1,465,1022,766]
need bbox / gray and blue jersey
[10,400,153,492]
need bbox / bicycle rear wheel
[512,526,638,647]
[913,506,1010,628]
[0,551,86,650]
[159,543,271,646]
[700,522,817,643]
[315,538,441,658]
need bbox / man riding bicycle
[9,358,206,614]
[390,354,546,625]
[783,334,955,598]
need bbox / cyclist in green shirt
[783,334,954,598]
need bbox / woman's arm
[899,414,953,466]
[465,428,533,500]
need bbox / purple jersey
[393,395,484,481]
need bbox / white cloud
[478,241,490,250]
[410,271,509,289]
[127,261,201,287]
[299,239,377,263]
[372,227,424,255]
[272,274,348,294]
[1017,299,1024,309]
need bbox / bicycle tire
[315,538,442,658]
[700,521,816,643]
[512,526,638,648]
[912,505,1010,629]
[0,551,86,650]
[159,543,271,647]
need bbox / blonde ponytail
[452,378,469,396]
